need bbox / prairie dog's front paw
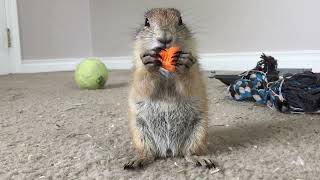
[173,51,196,73]
[140,49,162,71]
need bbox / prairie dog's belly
[135,99,202,157]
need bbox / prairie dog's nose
[157,31,173,45]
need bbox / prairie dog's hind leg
[183,122,218,169]
[123,155,155,170]
[123,130,156,170]
[124,109,157,170]
[185,155,217,169]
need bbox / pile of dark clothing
[228,54,320,113]
[275,72,320,113]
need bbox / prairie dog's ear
[178,17,183,25]
[145,18,150,27]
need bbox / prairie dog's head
[135,8,195,52]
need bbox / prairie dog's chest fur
[134,78,203,157]
[136,98,202,157]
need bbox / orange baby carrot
[159,47,180,72]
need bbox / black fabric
[281,71,320,112]
[227,52,320,114]
[253,53,279,82]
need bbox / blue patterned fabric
[228,54,320,113]
[229,71,268,104]
[229,71,320,113]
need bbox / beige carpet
[0,70,319,179]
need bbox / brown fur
[124,8,215,170]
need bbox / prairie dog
[125,8,215,169]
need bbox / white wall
[90,0,320,56]
[17,0,92,60]
[0,0,9,74]
[17,0,320,59]
[16,0,320,72]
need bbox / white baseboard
[200,50,320,72]
[19,57,131,73]
[19,50,320,73]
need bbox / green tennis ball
[75,58,108,89]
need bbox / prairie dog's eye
[145,18,150,27]
[178,17,183,25]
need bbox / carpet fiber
[0,70,319,179]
